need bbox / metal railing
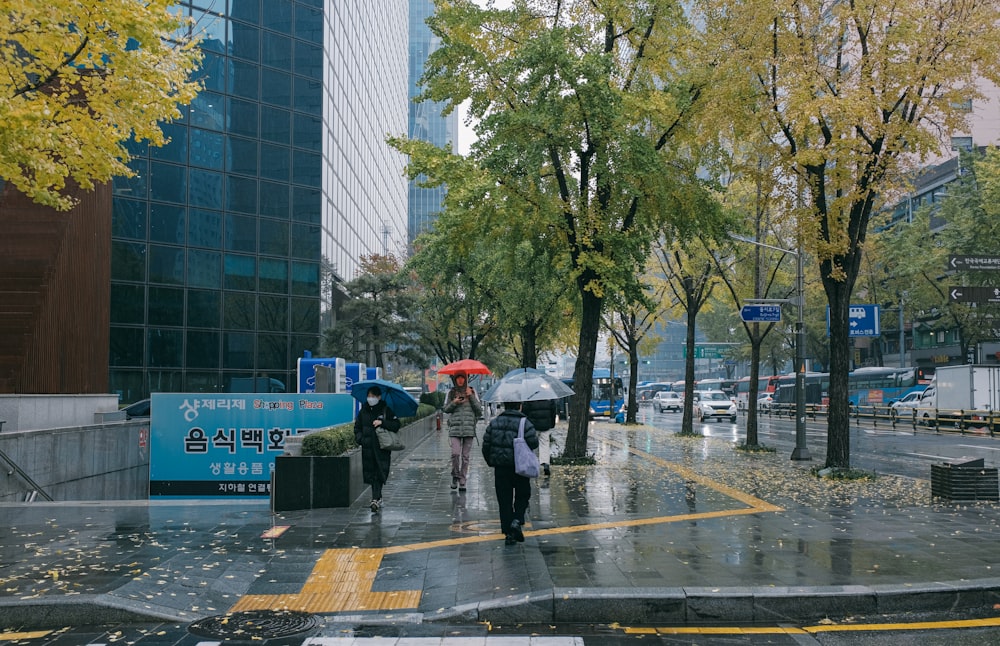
[0,446,53,501]
[757,402,1000,437]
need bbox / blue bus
[848,367,933,407]
[591,369,625,418]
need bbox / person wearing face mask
[443,371,482,491]
[354,385,401,512]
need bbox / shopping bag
[513,417,540,478]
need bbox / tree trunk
[745,328,762,446]
[521,323,538,369]
[681,305,698,434]
[565,289,602,458]
[626,338,639,423]
[826,281,852,469]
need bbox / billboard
[149,393,355,498]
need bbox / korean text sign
[149,393,355,498]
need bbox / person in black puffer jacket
[354,386,401,513]
[482,401,538,545]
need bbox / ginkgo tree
[0,1,202,210]
[696,0,1000,469]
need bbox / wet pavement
[3,417,1000,640]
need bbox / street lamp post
[730,234,811,461]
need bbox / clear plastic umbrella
[481,368,574,403]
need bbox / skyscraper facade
[407,0,458,245]
[109,1,408,403]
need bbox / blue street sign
[825,304,880,337]
[740,304,782,323]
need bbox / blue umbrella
[350,379,419,417]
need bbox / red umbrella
[438,359,491,375]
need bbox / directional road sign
[826,304,880,337]
[683,344,737,359]
[739,304,782,323]
[949,286,1000,304]
[949,255,1000,271]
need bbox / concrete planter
[270,416,434,512]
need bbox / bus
[734,375,782,410]
[847,366,933,407]
[772,372,830,410]
[590,368,625,418]
[695,378,737,398]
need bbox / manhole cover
[188,610,321,640]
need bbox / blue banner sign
[149,393,355,498]
[826,304,880,337]
[740,304,782,322]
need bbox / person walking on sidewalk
[354,385,401,512]
[481,401,538,545]
[521,398,556,476]
[443,371,482,491]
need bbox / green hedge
[300,402,437,457]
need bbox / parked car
[756,392,774,411]
[890,389,926,420]
[652,390,683,413]
[693,390,738,423]
[123,398,151,419]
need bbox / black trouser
[493,466,531,534]
[371,481,383,500]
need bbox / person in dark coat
[481,401,538,545]
[354,385,401,512]
[521,398,557,476]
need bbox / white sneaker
[370,498,381,512]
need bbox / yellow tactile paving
[230,429,784,615]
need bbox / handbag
[376,426,405,451]
[513,417,540,478]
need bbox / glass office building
[110,1,408,403]
[407,0,458,245]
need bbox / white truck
[915,365,1000,425]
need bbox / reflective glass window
[257,333,288,368]
[290,298,319,333]
[225,214,256,252]
[257,296,288,331]
[292,113,321,151]
[224,293,256,330]
[228,97,258,138]
[112,241,147,282]
[260,144,290,181]
[261,106,291,144]
[148,245,185,285]
[292,187,320,223]
[229,21,259,62]
[149,203,186,244]
[188,249,221,288]
[187,289,222,328]
[293,76,321,115]
[188,208,222,249]
[261,68,291,107]
[294,41,322,80]
[190,128,224,170]
[260,181,290,218]
[114,159,147,198]
[189,169,224,209]
[294,6,323,43]
[230,59,259,99]
[189,90,226,131]
[222,332,254,369]
[152,122,188,163]
[224,253,256,291]
[185,371,223,393]
[228,0,258,23]
[262,0,293,34]
[292,150,321,187]
[259,257,288,293]
[186,330,221,368]
[227,136,258,176]
[148,286,184,326]
[226,176,258,214]
[148,329,184,367]
[291,224,320,261]
[192,0,226,12]
[111,284,145,324]
[192,9,226,49]
[149,162,187,204]
[110,327,144,366]
[196,51,227,93]
[112,199,147,240]
[291,261,318,296]
[262,31,292,69]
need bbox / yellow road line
[0,632,52,642]
[232,429,784,614]
[623,616,1000,634]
